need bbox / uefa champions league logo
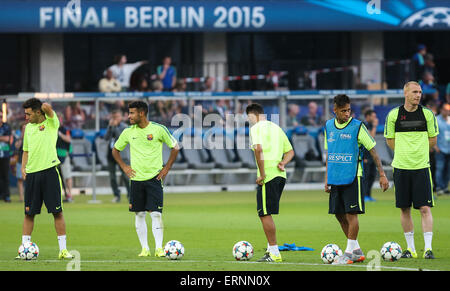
[402,7,450,28]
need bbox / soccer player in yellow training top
[384,81,439,259]
[112,100,179,257]
[246,103,295,262]
[18,98,73,259]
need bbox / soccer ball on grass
[164,240,185,260]
[18,242,39,260]
[380,241,402,261]
[232,241,254,261]
[320,243,343,264]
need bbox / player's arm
[360,124,389,191]
[323,131,331,193]
[278,149,294,171]
[156,143,180,181]
[21,151,28,180]
[368,148,389,192]
[384,109,397,151]
[277,132,294,171]
[253,144,266,186]
[112,147,136,179]
[112,130,135,178]
[426,110,439,150]
[41,102,54,118]
[429,136,437,150]
[386,138,395,151]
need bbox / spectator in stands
[201,76,215,92]
[64,101,86,129]
[104,109,130,203]
[211,99,232,120]
[114,100,129,121]
[286,104,300,127]
[423,53,436,79]
[411,44,427,81]
[419,71,437,91]
[56,115,74,203]
[151,80,164,92]
[362,109,378,202]
[98,102,112,129]
[172,79,187,92]
[265,71,279,90]
[157,56,177,91]
[171,79,189,115]
[98,69,122,93]
[300,101,324,127]
[0,112,12,203]
[435,103,450,195]
[107,54,148,91]
[13,122,26,202]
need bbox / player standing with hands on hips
[17,98,73,259]
[324,94,389,264]
[384,81,439,259]
[112,101,179,258]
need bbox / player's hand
[379,175,389,192]
[256,175,265,186]
[277,161,286,172]
[156,167,169,181]
[122,165,136,179]
[324,183,331,193]
[21,167,27,180]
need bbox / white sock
[135,212,149,250]
[354,240,360,250]
[424,232,433,250]
[268,245,280,256]
[57,235,67,251]
[22,235,31,244]
[404,232,416,252]
[150,212,163,249]
[345,239,357,254]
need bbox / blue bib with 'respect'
[325,118,362,185]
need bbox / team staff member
[112,101,179,258]
[247,103,295,263]
[324,94,389,265]
[384,81,439,259]
[18,98,73,259]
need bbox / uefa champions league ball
[164,240,185,260]
[320,243,343,264]
[380,242,402,261]
[18,242,39,260]
[232,241,254,261]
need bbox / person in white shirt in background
[99,69,122,93]
[106,54,148,91]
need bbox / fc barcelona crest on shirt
[147,134,153,141]
[39,125,45,131]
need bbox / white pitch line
[4,259,441,271]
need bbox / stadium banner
[0,0,449,32]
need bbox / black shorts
[129,177,164,213]
[24,166,63,215]
[256,177,286,217]
[393,168,434,209]
[329,176,364,214]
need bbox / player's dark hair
[22,98,43,113]
[246,103,264,115]
[128,100,148,115]
[333,94,350,108]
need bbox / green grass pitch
[1,188,449,271]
